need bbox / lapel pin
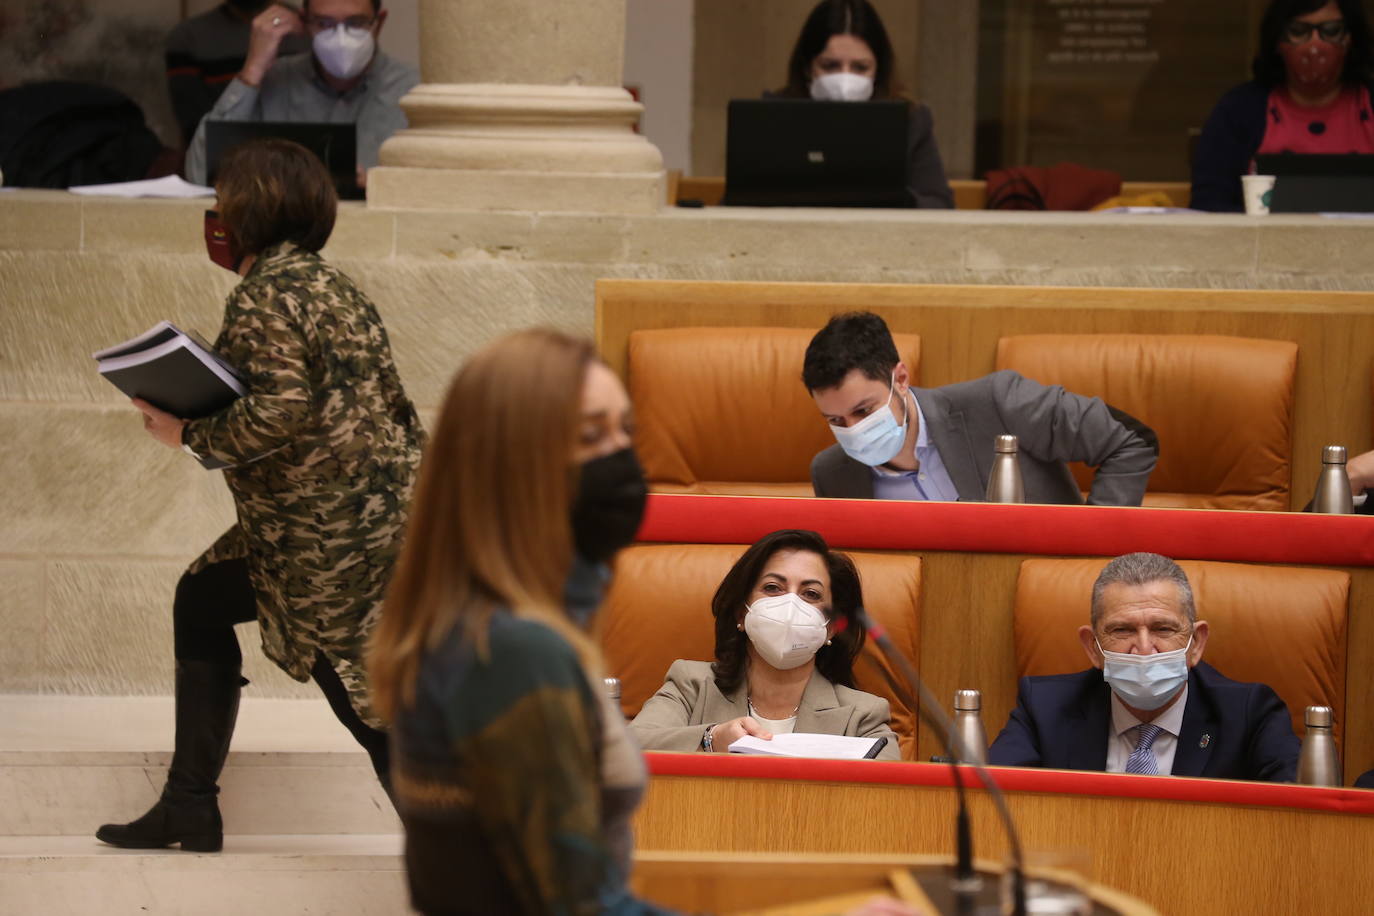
[1199,734,1211,749]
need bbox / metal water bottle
[952,689,989,765]
[603,678,621,701]
[1311,446,1354,514]
[1297,706,1340,786]
[985,435,1025,503]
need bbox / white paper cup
[1242,174,1277,215]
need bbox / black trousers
[172,557,390,787]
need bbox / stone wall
[3,190,1373,697]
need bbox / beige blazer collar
[704,667,851,735]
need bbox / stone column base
[368,83,665,214]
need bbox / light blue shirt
[871,394,961,501]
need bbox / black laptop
[1254,153,1374,213]
[722,99,914,208]
[205,120,362,200]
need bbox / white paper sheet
[728,732,885,759]
[68,175,215,198]
[1093,206,1202,214]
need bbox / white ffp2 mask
[313,25,375,80]
[809,72,874,102]
[744,593,829,670]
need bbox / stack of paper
[728,733,886,759]
[69,175,215,198]
[93,321,245,470]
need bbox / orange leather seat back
[1013,558,1349,746]
[995,334,1297,510]
[629,327,921,495]
[597,543,922,758]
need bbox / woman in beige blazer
[629,529,901,761]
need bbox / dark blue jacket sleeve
[1191,82,1269,213]
[988,678,1045,767]
[908,103,954,209]
[1246,683,1301,783]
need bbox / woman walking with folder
[97,138,422,852]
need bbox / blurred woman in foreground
[368,329,676,914]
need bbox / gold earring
[825,638,832,646]
[737,622,745,631]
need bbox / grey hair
[1090,552,1196,629]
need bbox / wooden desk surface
[631,850,1159,915]
[634,754,1374,916]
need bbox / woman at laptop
[628,529,902,759]
[1193,0,1374,211]
[775,0,953,209]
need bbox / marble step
[0,695,399,837]
[0,834,408,916]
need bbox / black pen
[863,736,889,759]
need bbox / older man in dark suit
[802,312,1158,504]
[988,552,1300,782]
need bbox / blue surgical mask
[1097,637,1192,711]
[830,373,909,467]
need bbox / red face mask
[1279,37,1348,95]
[203,210,242,273]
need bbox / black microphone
[857,607,1027,916]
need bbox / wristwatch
[180,423,199,460]
[701,724,715,752]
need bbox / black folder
[93,321,246,469]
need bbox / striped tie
[1124,724,1163,775]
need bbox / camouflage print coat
[183,242,422,729]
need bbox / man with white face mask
[184,0,417,187]
[988,553,1301,781]
[804,312,1158,505]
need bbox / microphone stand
[858,608,1027,916]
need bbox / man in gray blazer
[804,313,1158,505]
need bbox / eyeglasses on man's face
[305,14,375,33]
[1284,19,1349,43]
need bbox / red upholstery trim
[645,753,1374,815]
[637,495,1374,568]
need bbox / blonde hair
[369,328,602,720]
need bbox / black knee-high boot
[308,651,392,801]
[96,660,241,851]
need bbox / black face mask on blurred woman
[571,447,648,565]
[203,210,243,273]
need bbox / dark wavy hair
[1252,0,1374,86]
[802,311,900,392]
[709,529,867,696]
[777,0,899,100]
